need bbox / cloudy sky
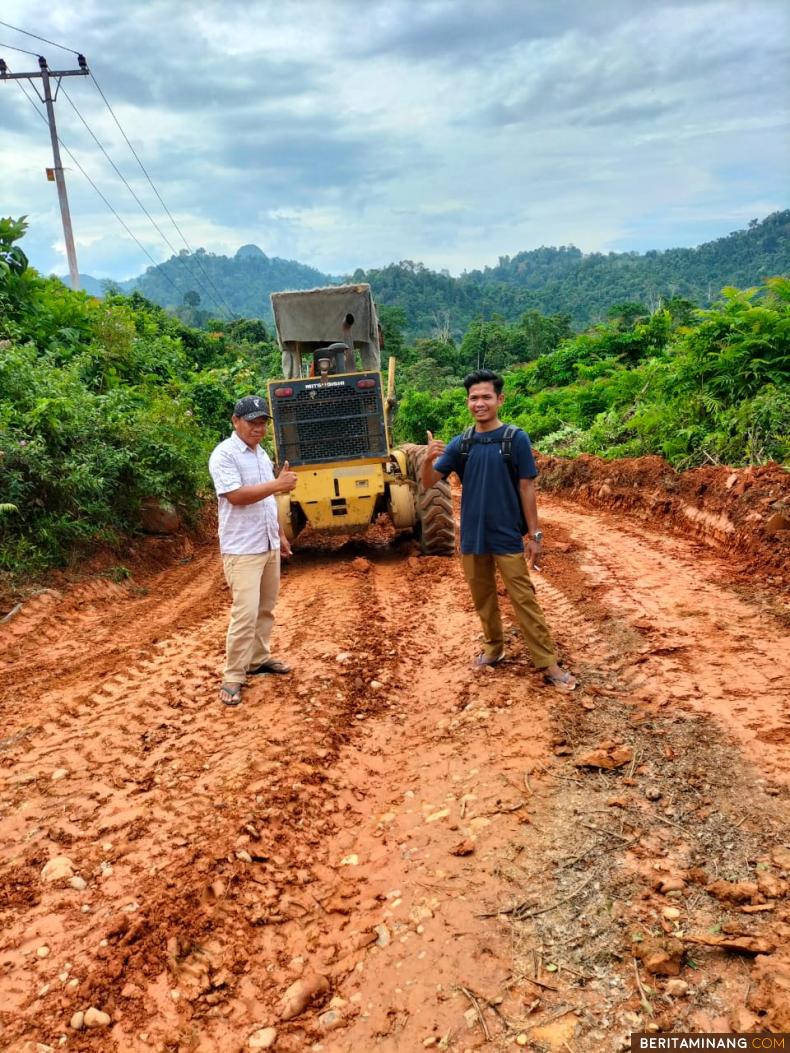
[1,0,788,282]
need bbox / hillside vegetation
[358,210,790,335]
[4,215,788,580]
[129,243,330,323]
[1,218,278,575]
[391,284,790,470]
[74,211,790,336]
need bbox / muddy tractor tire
[399,444,456,556]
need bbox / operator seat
[312,342,349,376]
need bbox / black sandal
[248,659,291,675]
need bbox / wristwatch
[529,530,544,544]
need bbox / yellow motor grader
[266,283,454,555]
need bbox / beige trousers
[462,552,557,670]
[221,551,281,684]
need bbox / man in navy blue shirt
[422,369,575,690]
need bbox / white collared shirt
[208,431,281,554]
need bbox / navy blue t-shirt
[434,424,538,555]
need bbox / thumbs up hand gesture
[278,460,298,492]
[425,430,445,463]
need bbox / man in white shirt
[208,396,298,706]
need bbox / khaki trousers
[462,552,557,670]
[221,551,281,684]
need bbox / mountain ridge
[62,210,789,335]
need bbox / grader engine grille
[269,374,387,466]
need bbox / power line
[0,40,43,58]
[4,33,237,319]
[0,19,81,55]
[60,83,229,315]
[13,75,187,302]
[90,72,237,320]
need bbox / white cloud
[1,0,787,280]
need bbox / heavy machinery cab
[272,284,382,380]
[267,283,455,553]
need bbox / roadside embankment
[537,454,790,588]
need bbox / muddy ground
[1,459,789,1053]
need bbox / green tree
[378,305,407,361]
[0,215,29,278]
[518,310,574,359]
[606,302,647,328]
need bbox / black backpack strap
[501,425,528,534]
[501,424,521,490]
[455,426,475,482]
[501,424,517,466]
[459,426,475,460]
[460,425,520,468]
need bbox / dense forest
[5,214,788,580]
[389,284,790,472]
[110,242,330,324]
[71,211,790,336]
[365,211,790,335]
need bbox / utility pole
[0,53,89,289]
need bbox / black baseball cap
[233,395,272,421]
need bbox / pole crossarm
[0,69,89,79]
[1,68,89,79]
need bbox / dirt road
[1,486,789,1052]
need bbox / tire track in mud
[0,542,564,1052]
[0,547,459,1052]
[0,547,226,737]
[542,498,790,777]
[1,504,788,1051]
[290,553,548,1050]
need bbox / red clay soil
[537,455,790,589]
[0,461,789,1052]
